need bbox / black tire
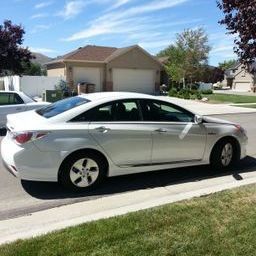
[59,151,107,191]
[210,138,239,170]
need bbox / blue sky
[1,0,237,65]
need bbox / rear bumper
[2,158,19,177]
[1,135,61,182]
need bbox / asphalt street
[0,113,256,221]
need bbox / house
[222,62,255,91]
[46,45,163,94]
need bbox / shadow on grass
[21,156,256,200]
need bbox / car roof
[79,92,156,102]
[0,90,19,93]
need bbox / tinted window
[37,97,90,118]
[71,100,141,122]
[0,93,9,105]
[140,100,194,122]
[0,93,24,105]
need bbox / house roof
[48,45,118,64]
[47,45,162,66]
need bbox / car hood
[202,116,235,125]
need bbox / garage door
[234,82,251,92]
[113,69,155,94]
[73,67,101,92]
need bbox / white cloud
[30,24,51,34]
[29,47,57,54]
[139,40,172,49]
[211,45,234,54]
[30,13,48,19]
[64,0,190,41]
[108,0,132,10]
[57,0,87,19]
[35,1,53,9]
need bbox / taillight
[12,131,49,145]
[14,132,33,144]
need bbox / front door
[139,99,207,164]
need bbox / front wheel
[59,152,107,191]
[210,139,239,169]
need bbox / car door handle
[95,126,111,133]
[16,107,23,110]
[155,128,167,133]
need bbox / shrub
[183,90,190,99]
[190,94,197,100]
[168,88,178,97]
[201,89,213,94]
[196,91,202,100]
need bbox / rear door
[87,99,152,167]
[0,92,26,127]
[140,99,207,164]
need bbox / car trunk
[6,110,46,132]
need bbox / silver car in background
[1,92,248,191]
[0,91,49,128]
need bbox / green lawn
[2,185,256,256]
[204,93,256,104]
[233,104,256,109]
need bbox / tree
[0,20,33,75]
[199,66,224,83]
[158,28,211,87]
[217,0,256,91]
[217,0,256,64]
[218,59,237,71]
[22,62,46,76]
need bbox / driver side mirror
[194,115,203,124]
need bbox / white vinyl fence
[0,75,62,97]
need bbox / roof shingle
[50,45,118,63]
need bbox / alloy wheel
[69,158,99,188]
[221,143,233,167]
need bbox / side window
[0,93,24,105]
[13,93,24,104]
[141,100,194,122]
[71,100,141,122]
[0,93,9,105]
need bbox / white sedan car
[1,92,248,191]
[0,91,49,128]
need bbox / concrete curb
[1,170,256,245]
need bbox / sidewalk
[161,96,256,115]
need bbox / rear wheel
[59,152,107,191]
[210,139,239,169]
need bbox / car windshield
[36,96,90,118]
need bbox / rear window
[36,97,90,118]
